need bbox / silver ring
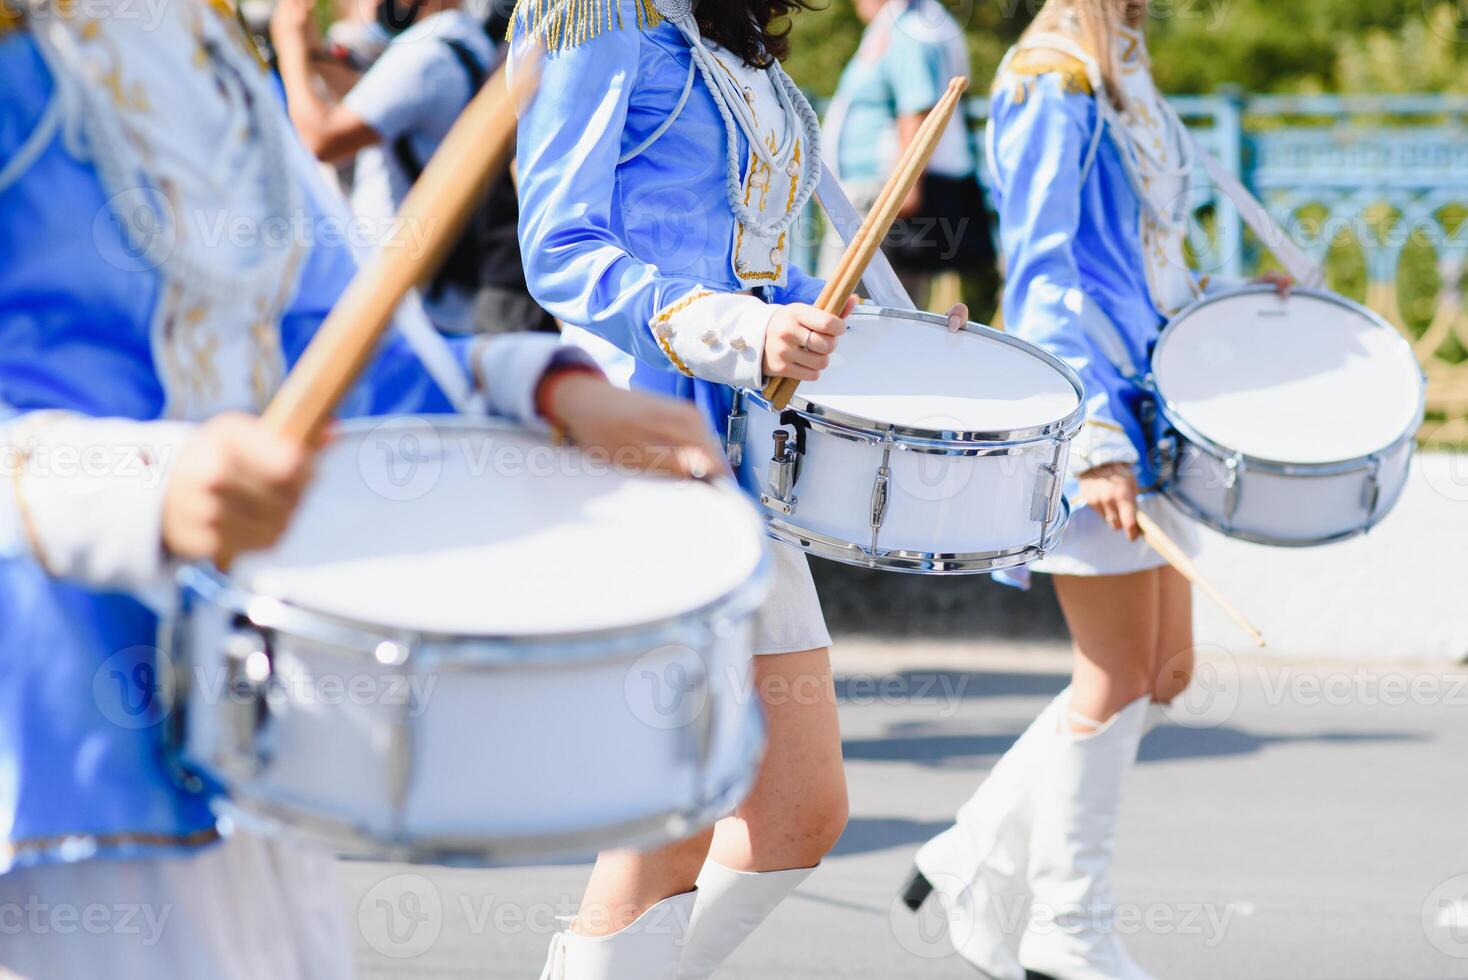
[802,327,813,350]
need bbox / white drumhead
[1153,290,1422,464]
[230,419,764,635]
[796,309,1080,432]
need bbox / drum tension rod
[761,428,799,516]
[867,429,895,561]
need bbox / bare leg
[569,647,848,937]
[1150,565,1194,705]
[572,831,714,937]
[1053,569,1160,731]
[708,646,849,872]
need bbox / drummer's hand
[1079,462,1141,541]
[945,303,968,333]
[162,413,318,567]
[763,296,856,382]
[270,0,316,48]
[543,374,724,479]
[1254,270,1293,296]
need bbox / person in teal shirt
[821,0,975,305]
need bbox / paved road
[344,643,1468,980]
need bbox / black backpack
[391,37,528,300]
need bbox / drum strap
[815,162,917,310]
[1186,140,1325,289]
[779,409,811,459]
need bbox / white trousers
[0,831,352,980]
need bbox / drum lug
[1222,453,1244,531]
[220,623,275,780]
[863,430,896,560]
[1030,462,1059,523]
[1361,453,1383,530]
[760,428,799,516]
[724,391,747,468]
[1153,434,1179,484]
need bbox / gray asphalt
[344,643,1468,980]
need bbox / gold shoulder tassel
[996,48,1094,103]
[0,0,24,39]
[507,0,662,51]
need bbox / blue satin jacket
[0,26,565,871]
[511,0,824,476]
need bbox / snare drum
[1147,286,1425,546]
[728,307,1085,574]
[165,417,768,864]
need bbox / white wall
[1187,452,1468,662]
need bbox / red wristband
[534,363,604,429]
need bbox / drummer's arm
[511,8,771,389]
[0,407,202,597]
[989,72,1136,474]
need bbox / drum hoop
[1156,482,1400,549]
[193,415,771,660]
[764,495,1071,576]
[744,308,1087,448]
[179,557,771,668]
[1150,284,1427,471]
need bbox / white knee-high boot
[901,689,1069,980]
[1019,695,1155,980]
[676,861,815,979]
[539,890,697,980]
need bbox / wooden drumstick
[262,51,542,444]
[1136,509,1266,648]
[762,76,970,411]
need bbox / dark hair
[696,0,818,67]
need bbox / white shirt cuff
[1,413,194,598]
[649,289,771,389]
[1070,419,1140,475]
[469,333,600,432]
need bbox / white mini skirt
[751,541,832,655]
[1029,494,1201,577]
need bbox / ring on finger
[802,327,813,350]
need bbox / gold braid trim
[6,421,58,578]
[1084,419,1126,435]
[0,0,24,38]
[507,0,660,51]
[651,289,714,377]
[999,49,1094,103]
[3,827,222,865]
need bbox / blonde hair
[1018,0,1138,110]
